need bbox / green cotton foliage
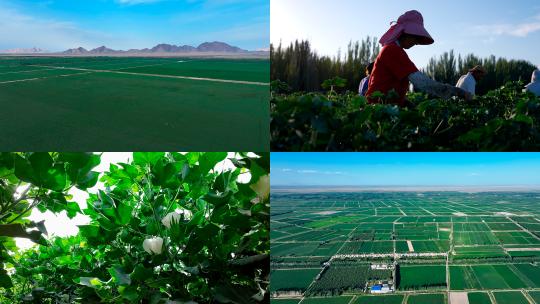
[1,152,100,221]
[0,153,102,291]
[271,81,540,151]
[14,153,67,192]
[108,265,131,286]
[2,152,269,304]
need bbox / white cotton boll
[143,237,163,254]
[142,239,153,254]
[177,208,192,220]
[161,212,182,228]
[250,175,270,201]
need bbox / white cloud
[298,170,318,174]
[472,15,540,38]
[474,23,540,37]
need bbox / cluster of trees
[424,50,537,95]
[271,38,380,92]
[307,265,392,296]
[271,38,537,94]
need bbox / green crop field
[406,293,446,304]
[270,82,540,151]
[492,291,529,304]
[301,296,353,304]
[0,56,269,150]
[528,291,540,303]
[449,266,482,290]
[452,246,508,259]
[398,265,447,290]
[354,295,404,304]
[270,300,300,304]
[467,292,492,304]
[270,269,320,293]
[271,191,540,302]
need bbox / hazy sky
[271,0,540,68]
[0,0,269,51]
[271,153,540,186]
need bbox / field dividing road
[0,71,94,84]
[29,64,270,86]
[0,68,59,75]
[406,240,414,252]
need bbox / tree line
[271,38,380,92]
[424,50,537,95]
[271,38,537,94]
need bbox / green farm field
[528,291,540,303]
[406,293,446,304]
[270,300,300,304]
[271,190,540,303]
[270,268,320,293]
[466,292,492,304]
[0,56,269,150]
[354,295,404,304]
[300,296,353,304]
[398,265,447,290]
[492,291,529,304]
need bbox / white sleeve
[465,77,475,95]
[409,71,462,99]
[456,75,475,95]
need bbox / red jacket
[366,43,418,106]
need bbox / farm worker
[456,65,487,96]
[359,62,375,96]
[524,69,540,97]
[366,10,471,106]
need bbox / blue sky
[271,0,540,68]
[271,153,540,186]
[0,0,269,51]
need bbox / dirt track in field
[29,64,269,86]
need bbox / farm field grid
[0,56,269,150]
[271,191,540,304]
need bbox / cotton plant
[250,174,270,201]
[143,237,163,255]
[4,152,270,303]
[161,212,181,229]
[161,209,192,229]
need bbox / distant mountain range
[62,41,252,55]
[0,47,47,54]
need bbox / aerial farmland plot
[271,190,540,304]
[0,56,269,150]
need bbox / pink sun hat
[379,10,434,46]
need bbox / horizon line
[0,41,271,53]
[272,184,540,187]
[271,185,540,193]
